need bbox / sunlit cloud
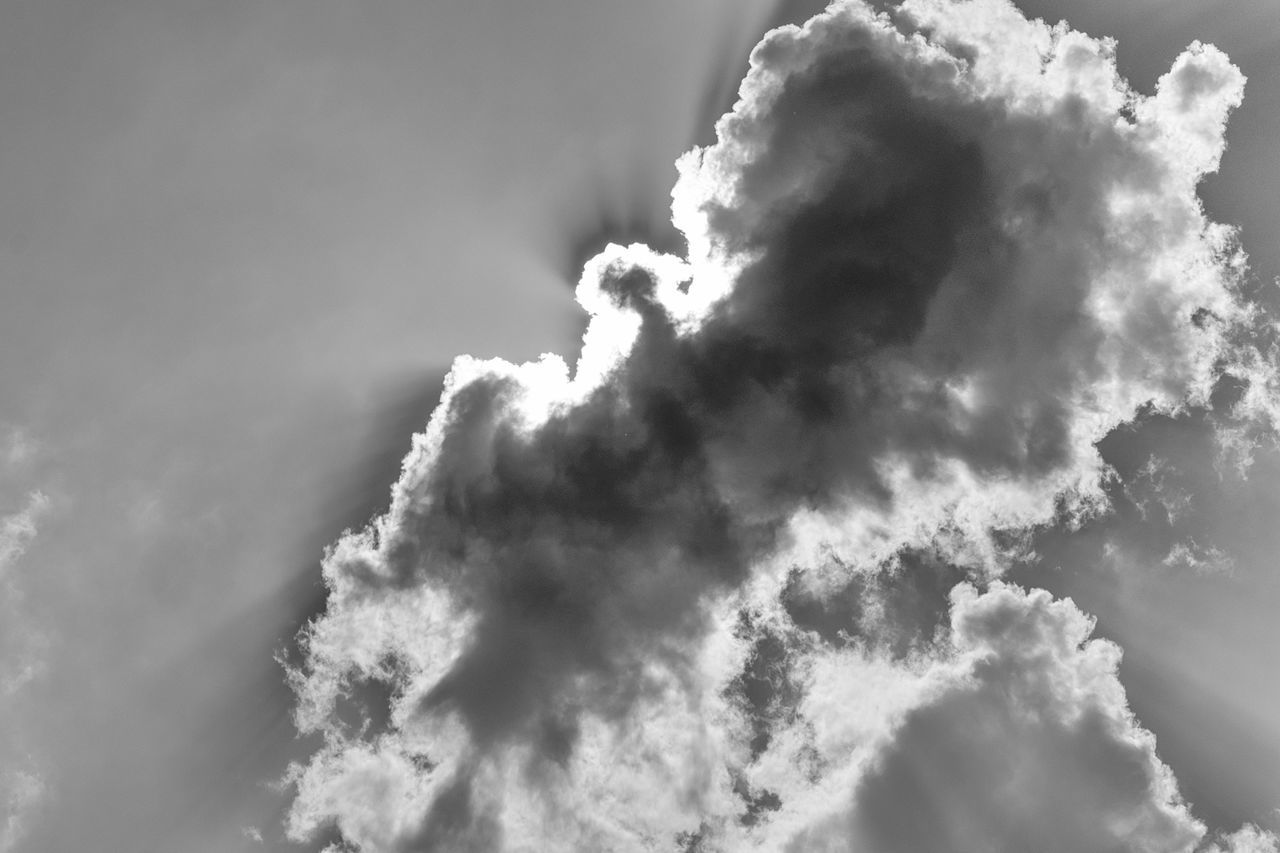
[283,2,1278,851]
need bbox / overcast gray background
[0,1,1277,851]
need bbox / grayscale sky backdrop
[1,1,1278,851]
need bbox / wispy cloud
[1,486,51,853]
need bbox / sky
[1,1,1279,852]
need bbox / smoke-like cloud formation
[1,432,51,853]
[286,1,1279,850]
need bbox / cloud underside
[286,1,1277,851]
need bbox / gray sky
[1,1,1278,851]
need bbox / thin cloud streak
[0,469,52,853]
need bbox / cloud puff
[0,491,49,697]
[698,584,1278,853]
[813,583,1205,852]
[1206,826,1280,853]
[285,1,1271,850]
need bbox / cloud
[0,490,51,853]
[285,1,1273,850]
[705,583,1279,853]
[1002,398,1280,834]
[0,770,44,853]
[1206,826,1280,853]
[0,491,50,700]
[826,583,1205,853]
[774,583,1279,853]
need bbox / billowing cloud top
[285,2,1277,851]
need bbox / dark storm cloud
[384,366,777,749]
[286,2,1273,850]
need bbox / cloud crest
[285,2,1276,851]
[839,584,1204,853]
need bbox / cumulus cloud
[810,584,1207,853]
[285,1,1276,850]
